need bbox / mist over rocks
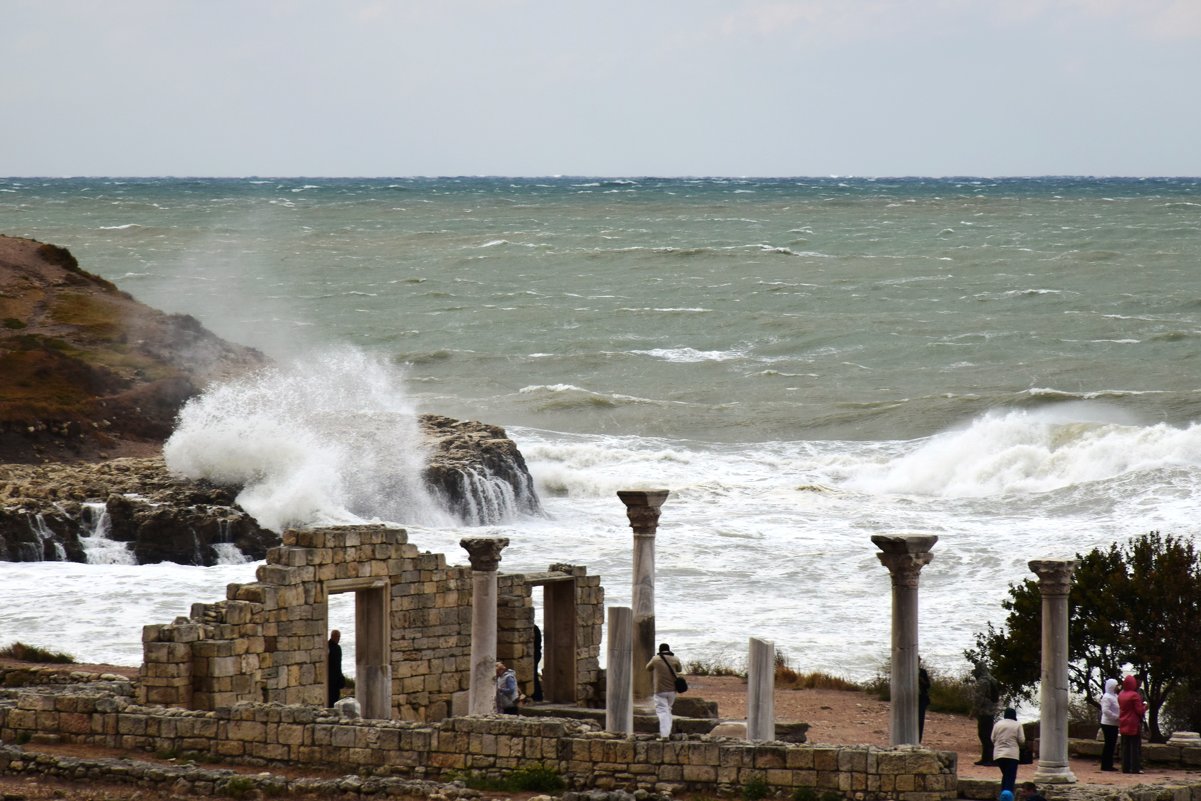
[0,235,542,564]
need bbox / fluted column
[461,536,509,716]
[747,637,776,742]
[872,533,937,746]
[605,606,634,734]
[1030,558,1079,784]
[618,489,669,703]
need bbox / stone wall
[0,690,957,800]
[139,525,604,720]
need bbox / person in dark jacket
[918,661,932,743]
[1118,675,1147,773]
[327,629,346,708]
[970,662,1001,765]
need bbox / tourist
[971,662,1001,765]
[999,791,1014,801]
[495,661,519,714]
[918,659,932,743]
[532,624,544,702]
[327,629,345,708]
[1099,677,1120,771]
[991,707,1025,795]
[646,642,684,738]
[1019,782,1047,801]
[1118,674,1147,773]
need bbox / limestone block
[142,624,165,643]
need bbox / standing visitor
[1118,675,1147,773]
[646,642,684,738]
[971,662,1001,765]
[532,624,544,701]
[495,661,519,714]
[918,660,932,743]
[991,708,1025,795]
[327,629,346,708]
[1099,677,1120,771]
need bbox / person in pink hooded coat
[1118,675,1147,773]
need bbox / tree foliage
[967,532,1201,742]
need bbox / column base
[1031,763,1077,784]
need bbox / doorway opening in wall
[527,573,577,704]
[325,577,391,719]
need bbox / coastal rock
[0,235,268,464]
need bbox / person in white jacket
[991,708,1026,794]
[1099,678,1120,772]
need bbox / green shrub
[221,776,257,799]
[0,641,76,664]
[792,788,819,801]
[742,774,770,801]
[506,765,566,793]
[2,318,25,329]
[864,663,974,716]
[684,656,745,678]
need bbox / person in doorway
[991,707,1025,795]
[1019,782,1046,801]
[646,642,684,738]
[971,662,1001,765]
[1099,677,1121,771]
[918,659,932,743]
[495,661,520,714]
[1119,674,1147,773]
[327,629,346,708]
[532,624,544,702]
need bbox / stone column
[618,489,669,703]
[461,536,510,716]
[605,606,634,734]
[872,533,938,746]
[747,637,776,742]
[1030,558,1079,784]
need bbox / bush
[864,663,974,716]
[742,774,770,800]
[685,656,745,678]
[451,766,565,794]
[0,641,75,664]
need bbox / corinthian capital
[872,533,938,589]
[460,537,510,572]
[617,490,670,535]
[1029,559,1078,596]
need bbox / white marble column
[617,489,669,703]
[747,637,776,742]
[872,533,937,746]
[461,536,510,716]
[1030,558,1079,784]
[605,606,634,734]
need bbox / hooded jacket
[496,668,519,709]
[1118,675,1147,736]
[1100,678,1120,726]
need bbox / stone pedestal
[1030,558,1079,784]
[605,606,634,734]
[872,533,937,746]
[747,637,775,742]
[618,490,669,703]
[461,536,510,716]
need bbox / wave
[631,347,745,363]
[516,384,666,410]
[97,223,142,230]
[164,348,453,532]
[838,409,1201,498]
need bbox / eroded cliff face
[0,235,269,464]
[0,236,542,564]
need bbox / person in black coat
[328,629,346,708]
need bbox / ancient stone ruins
[6,491,1201,801]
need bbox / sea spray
[165,348,454,531]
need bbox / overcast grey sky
[5,0,1200,177]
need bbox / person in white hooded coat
[1099,678,1120,771]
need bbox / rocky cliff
[0,236,541,564]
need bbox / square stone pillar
[873,533,937,746]
[617,489,669,703]
[1030,558,1079,784]
[605,606,634,734]
[461,536,510,716]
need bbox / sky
[4,0,1200,178]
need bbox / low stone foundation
[1070,737,1201,769]
[0,687,957,799]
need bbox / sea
[2,176,1200,681]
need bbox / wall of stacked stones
[139,525,606,721]
[0,692,957,800]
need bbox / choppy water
[2,177,1200,680]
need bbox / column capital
[460,537,510,572]
[1029,558,1078,596]
[617,490,670,534]
[872,533,938,589]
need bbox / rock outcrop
[0,236,542,564]
[0,235,268,464]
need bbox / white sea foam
[631,347,745,363]
[164,348,453,532]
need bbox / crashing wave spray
[164,348,455,531]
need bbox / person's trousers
[1121,733,1142,773]
[653,691,677,737]
[996,758,1019,793]
[1101,724,1118,770]
[977,715,995,762]
[918,699,929,743]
